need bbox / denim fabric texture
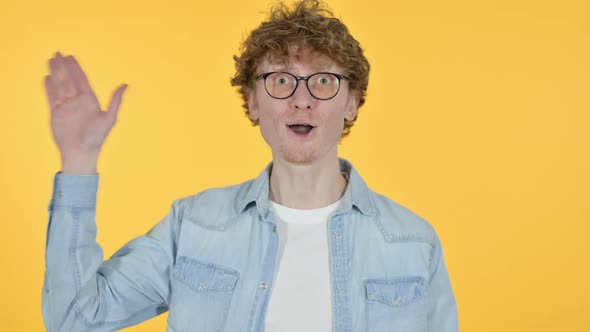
[42,158,458,332]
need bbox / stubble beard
[279,142,318,165]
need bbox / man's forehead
[263,51,336,71]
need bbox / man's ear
[247,90,260,122]
[344,90,360,121]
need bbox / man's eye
[318,76,331,84]
[274,75,291,85]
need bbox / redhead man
[42,0,458,331]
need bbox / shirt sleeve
[42,172,178,331]
[427,234,459,331]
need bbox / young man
[42,0,458,331]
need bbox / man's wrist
[61,154,99,175]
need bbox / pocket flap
[364,276,426,307]
[173,256,239,292]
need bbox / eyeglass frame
[255,71,350,100]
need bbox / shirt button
[57,191,63,198]
[198,283,208,290]
[332,232,340,239]
[394,296,402,305]
[260,282,268,289]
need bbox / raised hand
[44,52,128,174]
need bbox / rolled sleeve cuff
[49,172,100,209]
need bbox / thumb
[106,84,129,119]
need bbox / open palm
[44,52,128,159]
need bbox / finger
[48,52,61,76]
[48,56,62,100]
[49,53,79,99]
[63,55,91,94]
[45,74,68,109]
[58,55,80,99]
[45,75,70,110]
[106,84,129,119]
[44,75,59,110]
[54,76,67,103]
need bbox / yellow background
[1,0,588,330]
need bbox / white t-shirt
[263,198,342,332]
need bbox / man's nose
[288,81,315,109]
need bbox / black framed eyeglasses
[255,72,349,100]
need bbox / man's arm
[427,234,459,331]
[42,172,178,331]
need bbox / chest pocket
[168,256,239,332]
[364,276,427,332]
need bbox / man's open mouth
[287,124,316,135]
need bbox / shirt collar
[236,158,377,218]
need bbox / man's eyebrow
[312,58,334,69]
[268,62,334,73]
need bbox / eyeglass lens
[265,72,341,99]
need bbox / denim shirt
[42,159,458,332]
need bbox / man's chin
[278,147,318,165]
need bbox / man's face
[248,51,359,165]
